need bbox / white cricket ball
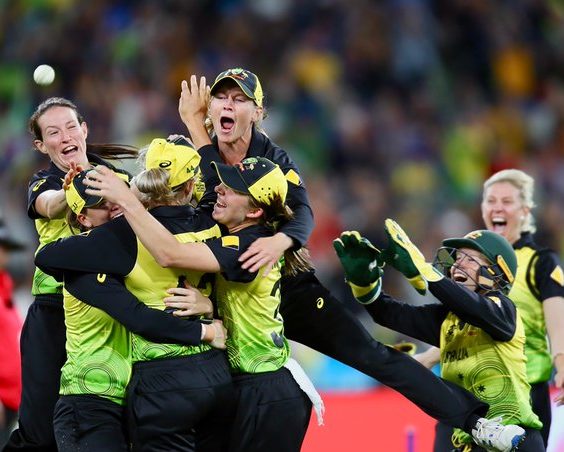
[33,64,56,86]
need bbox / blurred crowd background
[1,0,563,390]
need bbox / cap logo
[464,231,482,240]
[226,68,248,80]
[159,161,172,168]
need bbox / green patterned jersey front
[215,260,289,374]
[60,287,131,405]
[440,311,542,445]
[126,228,220,363]
[508,247,552,383]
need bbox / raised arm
[178,76,213,150]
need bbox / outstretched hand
[333,231,384,286]
[382,219,443,294]
[63,162,85,191]
[179,76,209,127]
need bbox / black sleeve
[27,171,63,219]
[364,292,447,346]
[196,142,315,248]
[35,217,138,276]
[267,146,314,248]
[196,144,221,214]
[206,234,257,283]
[534,249,564,301]
[64,272,203,345]
[429,278,517,341]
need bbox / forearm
[365,292,444,346]
[185,119,212,150]
[121,200,182,267]
[35,189,67,219]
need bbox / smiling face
[209,82,262,147]
[34,106,89,171]
[212,183,260,232]
[481,181,528,245]
[450,247,489,292]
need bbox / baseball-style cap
[145,137,201,189]
[0,219,25,250]
[65,169,129,215]
[210,68,264,107]
[212,157,287,205]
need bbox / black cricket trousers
[53,394,127,452]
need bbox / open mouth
[491,217,507,232]
[452,272,468,283]
[220,116,235,133]
[62,145,78,156]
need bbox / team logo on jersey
[550,265,564,286]
[32,179,47,191]
[221,235,239,250]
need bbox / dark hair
[250,195,313,276]
[29,97,138,160]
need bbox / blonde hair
[133,169,191,209]
[483,169,536,233]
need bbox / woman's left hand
[239,232,293,276]
[179,75,209,127]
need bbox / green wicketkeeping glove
[382,219,443,295]
[333,231,384,304]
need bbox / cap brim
[210,76,255,101]
[211,162,249,194]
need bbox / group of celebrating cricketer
[3,67,563,452]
